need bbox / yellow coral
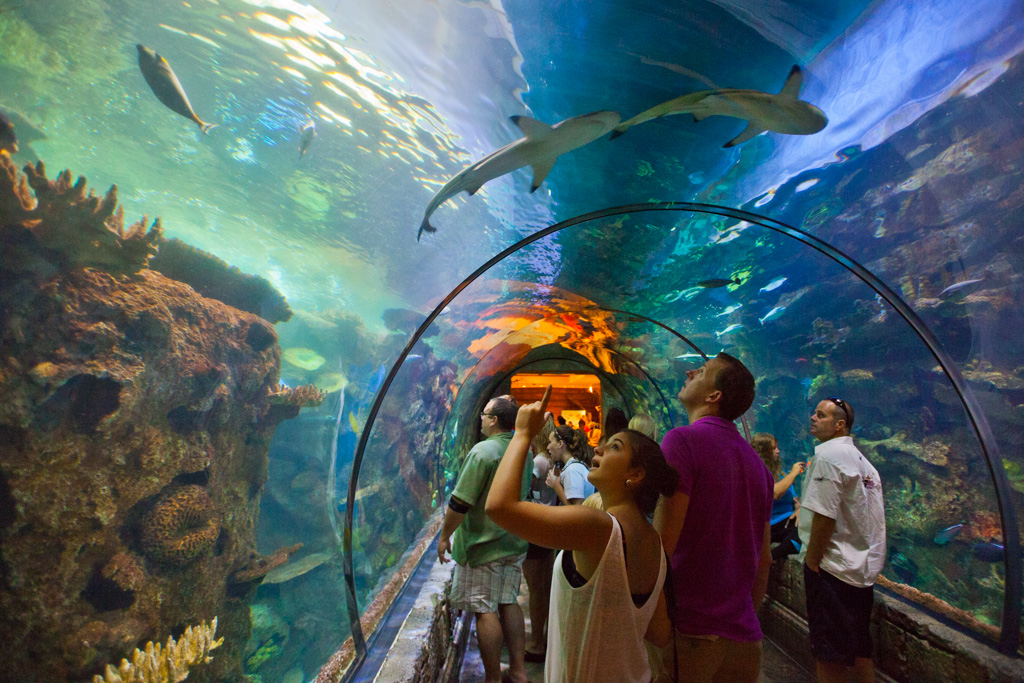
[90,618,223,683]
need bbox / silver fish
[715,303,743,317]
[417,111,621,240]
[759,277,787,293]
[938,278,985,299]
[612,65,827,147]
[136,44,217,134]
[716,323,742,337]
[298,119,316,159]
[759,306,787,324]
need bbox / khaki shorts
[450,555,524,613]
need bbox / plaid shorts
[450,555,524,613]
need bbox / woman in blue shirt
[751,433,805,561]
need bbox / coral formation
[149,238,292,325]
[140,486,221,566]
[91,618,224,683]
[267,382,327,407]
[0,157,163,275]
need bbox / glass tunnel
[0,0,1022,681]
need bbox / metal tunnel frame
[339,203,1021,675]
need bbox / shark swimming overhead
[417,110,621,240]
[610,65,827,147]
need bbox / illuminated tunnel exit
[510,373,602,428]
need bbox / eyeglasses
[826,397,851,424]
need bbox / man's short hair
[489,396,518,431]
[713,352,756,421]
[829,398,855,430]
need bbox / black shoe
[524,650,546,664]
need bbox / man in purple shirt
[654,353,774,682]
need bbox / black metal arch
[340,202,1021,661]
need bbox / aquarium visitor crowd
[441,353,886,683]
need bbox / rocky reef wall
[0,156,306,682]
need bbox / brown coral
[149,237,292,324]
[0,157,162,275]
[140,486,220,566]
[267,383,327,407]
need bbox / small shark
[298,119,316,159]
[759,276,787,294]
[715,303,742,317]
[417,111,621,240]
[611,65,827,147]
[136,44,217,134]
[938,278,985,299]
[716,323,742,337]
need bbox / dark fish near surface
[0,109,16,155]
[298,119,316,158]
[698,278,741,288]
[972,541,1006,562]
[136,44,216,134]
[932,522,964,545]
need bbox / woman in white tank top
[487,387,679,683]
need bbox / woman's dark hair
[603,407,628,437]
[619,429,679,516]
[553,425,587,463]
[713,352,756,421]
[750,432,781,478]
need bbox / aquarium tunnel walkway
[339,202,1022,679]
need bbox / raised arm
[486,386,611,554]
[773,462,805,499]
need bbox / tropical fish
[938,278,985,299]
[314,372,348,393]
[716,323,742,337]
[348,412,360,433]
[932,523,964,546]
[972,541,1006,562]
[282,347,326,371]
[136,44,217,134]
[698,278,740,288]
[0,109,17,155]
[611,65,827,147]
[759,277,787,293]
[298,119,316,158]
[417,111,621,239]
[715,303,743,317]
[759,306,786,325]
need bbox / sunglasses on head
[826,396,851,424]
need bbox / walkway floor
[459,579,814,683]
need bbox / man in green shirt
[439,395,532,683]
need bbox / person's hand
[790,462,806,476]
[515,385,552,437]
[545,470,563,492]
[438,536,451,564]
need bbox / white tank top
[545,514,666,683]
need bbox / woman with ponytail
[545,425,595,505]
[487,387,680,683]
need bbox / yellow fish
[348,412,360,433]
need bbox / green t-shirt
[451,431,533,567]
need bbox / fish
[698,278,741,288]
[759,277,787,293]
[282,347,326,371]
[348,412,360,433]
[759,306,787,325]
[932,523,964,545]
[674,353,706,361]
[405,354,423,361]
[715,303,743,317]
[417,111,621,239]
[136,44,217,134]
[0,109,18,155]
[972,541,1006,562]
[611,65,827,147]
[298,119,316,159]
[716,323,742,337]
[938,278,985,299]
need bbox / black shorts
[526,542,554,560]
[803,564,875,666]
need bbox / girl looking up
[487,386,678,683]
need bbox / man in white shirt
[798,397,886,683]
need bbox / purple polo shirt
[661,416,774,641]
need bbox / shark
[417,111,621,240]
[610,65,826,147]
